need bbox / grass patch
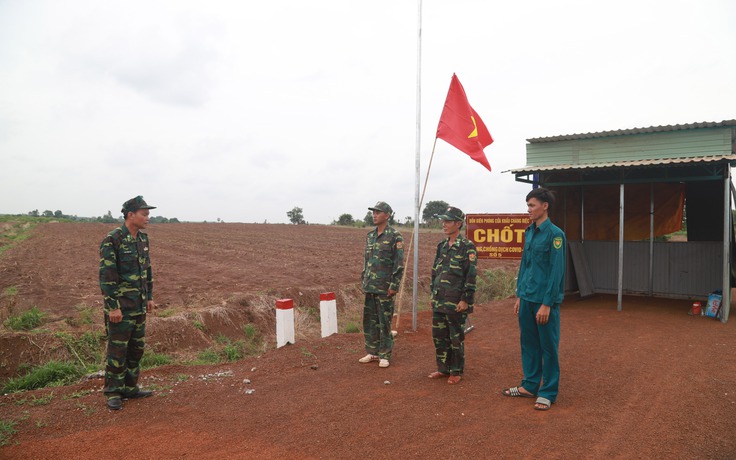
[189,332,258,365]
[63,389,94,400]
[65,304,94,327]
[192,320,205,331]
[475,268,517,303]
[29,392,54,406]
[75,402,96,416]
[222,342,243,361]
[194,348,222,364]
[0,419,17,447]
[2,361,83,393]
[243,323,257,339]
[0,219,44,256]
[4,306,45,331]
[157,308,176,318]
[3,286,17,296]
[75,304,95,325]
[140,351,174,370]
[56,331,104,371]
[344,322,360,333]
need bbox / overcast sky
[1,1,735,224]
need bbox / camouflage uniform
[361,204,404,361]
[430,208,477,376]
[99,197,155,400]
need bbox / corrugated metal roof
[508,154,736,174]
[527,119,736,143]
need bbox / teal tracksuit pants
[518,299,560,402]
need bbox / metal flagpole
[412,0,423,331]
[395,138,438,332]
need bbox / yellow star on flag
[468,116,478,139]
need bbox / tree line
[287,200,451,227]
[22,209,180,224]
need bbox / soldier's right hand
[109,309,123,323]
[513,298,520,315]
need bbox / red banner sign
[466,214,530,259]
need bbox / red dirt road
[1,223,735,458]
[2,295,735,459]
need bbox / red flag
[436,74,493,171]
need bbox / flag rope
[394,137,438,332]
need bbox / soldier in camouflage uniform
[99,196,156,410]
[428,206,477,385]
[359,201,404,368]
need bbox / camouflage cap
[121,196,157,214]
[436,206,465,222]
[368,201,393,214]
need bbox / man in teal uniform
[99,196,157,410]
[427,206,477,385]
[359,201,404,368]
[502,187,566,410]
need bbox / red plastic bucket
[692,301,702,315]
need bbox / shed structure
[509,120,736,322]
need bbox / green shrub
[2,361,82,393]
[241,323,263,355]
[4,306,45,331]
[222,342,244,361]
[243,323,257,339]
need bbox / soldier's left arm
[388,232,405,291]
[460,241,477,305]
[145,235,154,302]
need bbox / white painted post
[276,298,295,348]
[320,292,338,338]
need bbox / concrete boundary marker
[319,292,338,338]
[276,298,295,348]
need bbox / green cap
[436,206,465,222]
[121,196,156,214]
[368,201,393,214]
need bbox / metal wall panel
[578,241,722,298]
[526,128,732,167]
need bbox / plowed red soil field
[1,223,735,459]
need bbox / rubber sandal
[447,375,462,385]
[427,371,449,379]
[534,397,552,411]
[501,387,535,398]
